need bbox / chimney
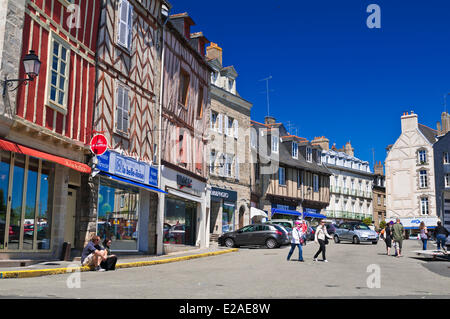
[440,111,450,135]
[401,111,418,133]
[312,136,329,151]
[206,42,222,65]
[374,161,384,176]
[344,141,354,157]
[264,116,277,126]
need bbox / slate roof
[418,123,437,144]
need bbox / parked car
[334,222,379,244]
[218,223,289,249]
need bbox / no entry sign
[90,134,108,156]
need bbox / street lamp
[3,50,41,96]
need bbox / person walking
[287,221,304,262]
[300,220,308,246]
[392,218,405,257]
[419,221,428,250]
[383,221,393,255]
[313,220,333,262]
[434,221,449,253]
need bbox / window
[445,174,450,188]
[197,87,203,118]
[117,0,133,50]
[444,152,450,164]
[297,170,302,188]
[228,79,234,91]
[225,116,233,137]
[279,167,286,186]
[116,84,130,134]
[250,128,257,148]
[47,34,70,111]
[225,154,233,177]
[233,119,239,139]
[271,135,279,154]
[420,197,429,215]
[377,195,381,205]
[211,71,218,84]
[209,151,216,174]
[178,69,190,106]
[313,174,319,192]
[306,147,312,162]
[419,170,428,188]
[418,149,427,164]
[292,142,298,159]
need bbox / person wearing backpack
[287,221,304,262]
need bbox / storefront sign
[90,134,108,156]
[177,175,192,189]
[385,217,439,229]
[211,187,237,202]
[97,150,158,187]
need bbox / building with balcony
[315,138,374,222]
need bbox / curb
[0,248,238,279]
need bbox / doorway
[64,189,77,245]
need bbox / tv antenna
[259,75,273,117]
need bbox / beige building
[385,112,439,233]
[372,162,386,229]
[206,43,253,238]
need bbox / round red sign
[90,134,108,156]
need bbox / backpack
[100,256,117,271]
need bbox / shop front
[210,187,238,234]
[0,137,91,259]
[160,166,208,253]
[96,150,163,252]
[385,217,439,238]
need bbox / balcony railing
[325,210,372,221]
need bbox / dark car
[218,223,289,249]
[326,223,337,235]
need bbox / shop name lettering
[212,190,229,199]
[177,175,192,189]
[116,159,145,180]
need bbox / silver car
[333,222,379,244]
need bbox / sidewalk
[0,244,238,279]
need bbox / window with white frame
[445,174,450,188]
[47,34,70,112]
[292,142,298,159]
[228,79,234,91]
[306,146,312,162]
[115,83,130,134]
[418,149,427,164]
[420,197,429,215]
[209,150,216,174]
[279,167,286,186]
[225,154,233,177]
[444,152,450,164]
[211,71,218,84]
[272,135,279,154]
[313,174,319,192]
[419,170,428,188]
[117,0,133,50]
[225,116,233,137]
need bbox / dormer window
[211,71,218,84]
[228,79,234,91]
[306,146,312,162]
[292,142,298,159]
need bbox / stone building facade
[385,111,439,235]
[206,43,253,237]
[372,161,386,228]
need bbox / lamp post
[3,50,41,96]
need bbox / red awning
[0,138,91,174]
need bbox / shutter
[219,153,224,177]
[181,131,188,164]
[210,110,213,130]
[116,86,123,132]
[196,138,203,171]
[224,115,229,136]
[117,0,128,48]
[123,88,129,132]
[234,119,238,139]
[235,156,239,180]
[218,114,223,134]
[127,2,133,50]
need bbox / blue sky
[172,0,450,168]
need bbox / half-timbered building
[0,0,100,259]
[91,0,165,255]
[157,12,211,253]
[250,116,331,225]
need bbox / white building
[323,152,374,222]
[385,112,438,234]
[313,138,374,222]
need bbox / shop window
[0,152,10,250]
[98,179,140,251]
[164,197,197,246]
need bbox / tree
[379,220,386,230]
[362,217,373,226]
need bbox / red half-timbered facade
[0,0,101,259]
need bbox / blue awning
[99,171,167,194]
[271,208,327,219]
